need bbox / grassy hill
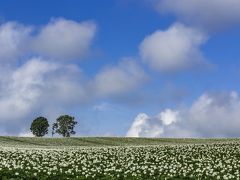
[0,136,238,147]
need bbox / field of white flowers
[1,139,240,179]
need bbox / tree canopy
[52,115,77,137]
[30,117,49,137]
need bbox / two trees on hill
[30,115,77,137]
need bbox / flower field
[0,138,240,179]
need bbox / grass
[0,136,238,147]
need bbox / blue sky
[1,0,240,137]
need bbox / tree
[52,115,77,137]
[30,117,49,137]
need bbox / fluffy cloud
[40,63,90,106]
[0,22,32,63]
[126,109,178,137]
[156,0,240,31]
[92,59,147,97]
[139,23,208,72]
[127,91,240,138]
[0,59,57,121]
[0,18,96,63]
[184,91,240,137]
[32,18,96,60]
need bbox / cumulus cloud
[139,23,208,72]
[0,18,96,63]
[156,0,240,31]
[0,59,57,121]
[126,109,178,137]
[92,59,147,97]
[184,91,240,137]
[0,59,55,134]
[32,18,96,60]
[127,91,240,138]
[41,63,90,106]
[0,22,32,63]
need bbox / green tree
[30,117,49,137]
[52,115,77,137]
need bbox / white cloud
[184,91,240,137]
[157,0,240,31]
[0,58,57,121]
[0,18,96,64]
[126,109,179,137]
[19,131,34,137]
[157,109,178,125]
[127,91,240,138]
[139,23,208,72]
[32,18,96,60]
[0,22,32,63]
[93,58,147,97]
[41,63,90,105]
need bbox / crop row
[0,142,240,179]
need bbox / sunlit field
[0,137,240,179]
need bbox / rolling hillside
[0,136,238,147]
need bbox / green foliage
[30,117,49,137]
[52,115,77,137]
[1,141,240,179]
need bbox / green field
[0,137,240,179]
[0,136,237,147]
